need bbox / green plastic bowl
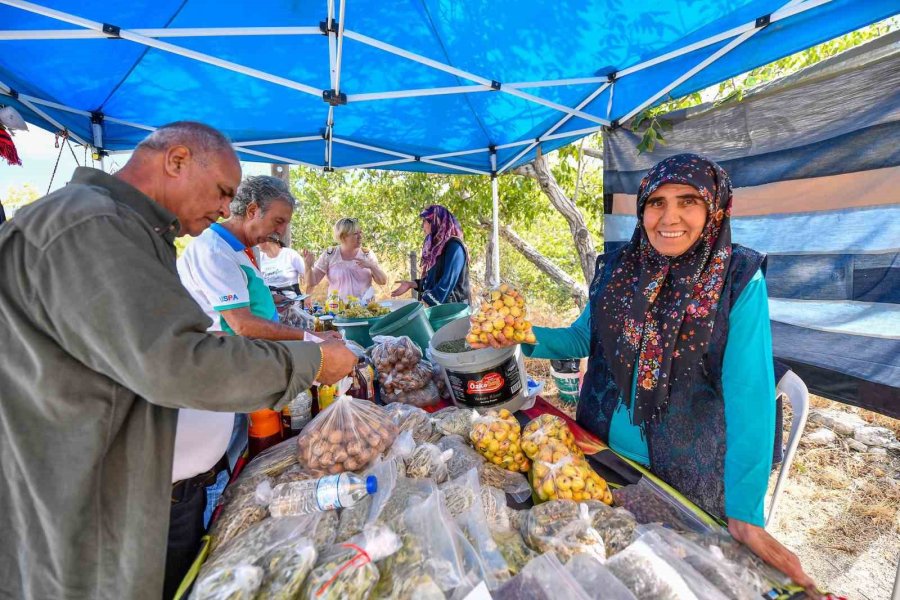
[425,302,471,333]
[368,302,434,353]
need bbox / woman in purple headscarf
[522,154,817,595]
[392,205,470,306]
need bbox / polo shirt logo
[219,294,239,302]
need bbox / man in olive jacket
[0,122,356,600]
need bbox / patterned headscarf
[420,205,465,273]
[597,154,733,431]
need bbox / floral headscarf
[420,205,465,273]
[598,153,733,431]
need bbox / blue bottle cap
[366,475,378,495]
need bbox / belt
[171,454,230,504]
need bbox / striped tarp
[602,34,900,418]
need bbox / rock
[853,426,897,449]
[847,439,868,452]
[804,428,837,446]
[808,409,866,437]
[868,447,888,457]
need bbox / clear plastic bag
[382,361,435,394]
[425,348,452,401]
[469,409,530,473]
[479,463,532,504]
[400,490,467,592]
[531,453,612,504]
[521,414,583,460]
[207,479,270,553]
[491,528,536,576]
[565,554,637,600]
[612,477,715,534]
[521,500,606,563]
[405,443,454,482]
[370,476,436,532]
[431,406,476,438]
[371,335,423,372]
[450,472,512,589]
[479,484,511,531]
[583,500,638,556]
[297,393,398,474]
[273,463,329,486]
[637,525,762,600]
[680,530,783,593]
[383,403,436,445]
[196,516,318,600]
[466,283,536,349]
[313,509,339,547]
[237,436,300,480]
[302,525,402,600]
[606,538,702,600]
[382,380,441,408]
[384,430,416,476]
[492,552,591,600]
[436,434,485,480]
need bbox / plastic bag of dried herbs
[565,554,637,600]
[430,407,476,439]
[435,434,484,480]
[207,478,271,554]
[479,462,532,504]
[612,477,714,534]
[368,476,436,532]
[301,525,402,600]
[490,527,535,576]
[583,500,638,557]
[383,403,435,445]
[194,516,318,600]
[374,490,467,598]
[605,538,708,600]
[337,458,401,543]
[404,443,453,483]
[521,500,606,563]
[492,552,592,600]
[453,485,511,589]
[637,526,757,600]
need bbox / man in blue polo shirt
[171,175,334,597]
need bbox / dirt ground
[529,361,900,600]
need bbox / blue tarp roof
[2,0,897,174]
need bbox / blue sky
[1,124,271,201]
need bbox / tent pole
[490,152,500,287]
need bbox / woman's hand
[354,257,377,271]
[727,518,820,598]
[302,249,316,269]
[391,281,417,297]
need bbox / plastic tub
[424,302,471,332]
[551,368,581,404]
[334,315,381,348]
[429,317,528,413]
[368,301,434,353]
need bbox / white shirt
[260,247,305,289]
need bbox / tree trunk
[480,219,588,309]
[514,154,597,284]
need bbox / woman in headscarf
[524,154,816,593]
[392,205,470,305]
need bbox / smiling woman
[642,183,708,257]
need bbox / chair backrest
[767,369,810,527]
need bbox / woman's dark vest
[576,244,764,519]
[421,238,471,305]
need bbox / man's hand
[728,518,820,598]
[311,329,343,342]
[316,340,358,384]
[391,280,416,297]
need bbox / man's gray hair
[230,175,296,217]
[135,121,234,163]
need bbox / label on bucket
[447,356,523,407]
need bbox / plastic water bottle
[266,473,378,516]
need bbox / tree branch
[513,154,597,284]
[480,219,587,309]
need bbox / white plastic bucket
[429,318,528,413]
[550,368,581,404]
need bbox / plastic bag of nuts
[370,335,423,373]
[521,414,583,460]
[296,394,398,474]
[469,409,530,473]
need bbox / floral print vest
[577,244,765,519]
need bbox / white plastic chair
[766,369,810,528]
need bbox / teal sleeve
[521,303,591,360]
[722,269,776,527]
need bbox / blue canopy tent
[1,0,897,174]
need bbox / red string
[315,543,372,597]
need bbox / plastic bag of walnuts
[469,408,530,473]
[296,394,398,474]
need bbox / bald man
[0,121,357,600]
